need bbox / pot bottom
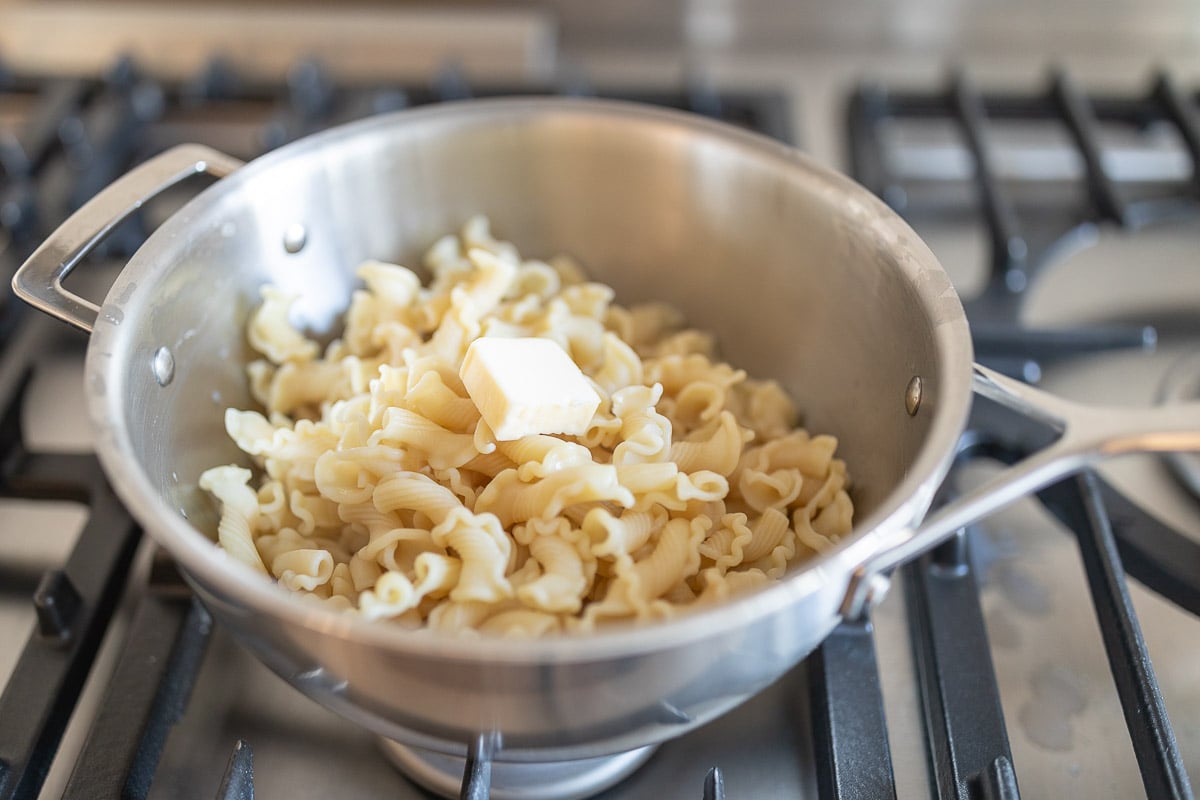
[379,738,658,799]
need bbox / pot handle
[12,144,244,334]
[841,364,1200,619]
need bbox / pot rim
[84,96,974,663]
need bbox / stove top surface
[0,54,1198,800]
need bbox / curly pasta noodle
[200,216,855,637]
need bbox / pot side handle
[12,144,245,334]
[841,364,1200,619]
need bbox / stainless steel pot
[13,99,1200,768]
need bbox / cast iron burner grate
[845,67,1200,619]
[847,68,1200,382]
[0,325,142,798]
[825,67,1200,800]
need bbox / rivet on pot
[283,223,308,254]
[152,346,175,387]
[905,376,923,416]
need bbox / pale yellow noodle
[474,465,635,528]
[405,371,479,432]
[247,287,318,364]
[199,218,855,636]
[669,411,750,475]
[373,472,463,525]
[370,407,478,471]
[272,549,334,592]
[516,535,589,613]
[479,609,562,638]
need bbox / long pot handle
[12,144,244,334]
[841,363,1200,618]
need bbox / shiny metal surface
[143,624,819,799]
[381,740,658,799]
[1159,353,1200,500]
[36,97,973,760]
[844,364,1200,616]
[12,144,243,334]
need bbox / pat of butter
[460,337,601,441]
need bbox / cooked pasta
[199,216,855,637]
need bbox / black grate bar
[981,757,1019,800]
[905,536,1020,800]
[1050,69,1128,226]
[1096,476,1200,617]
[0,315,59,432]
[182,56,242,103]
[61,558,213,800]
[285,59,336,122]
[808,618,897,800]
[845,84,899,206]
[702,767,725,800]
[0,562,41,597]
[971,324,1157,363]
[434,62,473,103]
[0,381,141,800]
[459,734,495,800]
[557,62,594,98]
[15,78,89,178]
[864,85,1181,126]
[0,78,72,179]
[65,69,164,227]
[1153,72,1200,198]
[686,80,724,120]
[846,73,1183,376]
[1039,473,1195,800]
[34,569,81,639]
[949,71,1028,287]
[215,740,253,800]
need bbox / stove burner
[1158,352,1200,501]
[379,740,657,800]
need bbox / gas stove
[0,54,1197,800]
